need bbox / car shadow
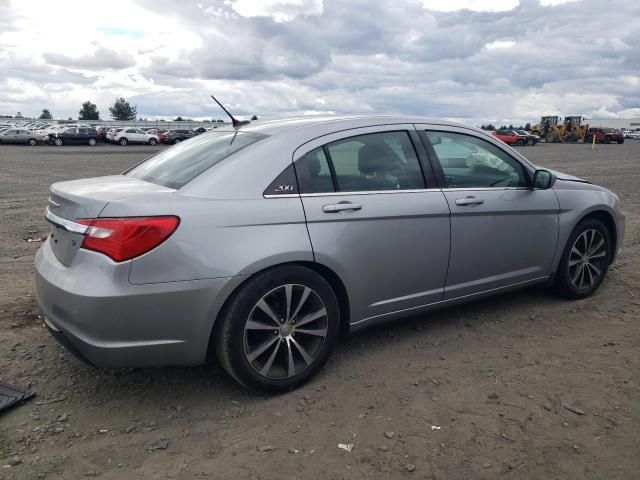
[53,285,563,407]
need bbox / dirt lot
[1,141,639,479]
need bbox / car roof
[212,115,483,137]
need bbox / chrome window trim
[44,208,88,235]
[441,187,531,192]
[264,186,530,198]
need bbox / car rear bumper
[35,240,243,368]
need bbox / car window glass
[296,147,334,193]
[126,131,267,189]
[64,129,75,134]
[327,131,425,192]
[426,131,527,188]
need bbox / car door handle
[455,196,484,206]
[322,202,363,213]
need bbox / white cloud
[231,0,323,21]
[1,0,638,125]
[422,0,519,12]
[539,0,583,5]
[485,40,517,50]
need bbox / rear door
[3,129,18,143]
[15,129,29,143]
[418,126,559,299]
[294,125,451,325]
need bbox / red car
[491,129,526,146]
[584,128,624,144]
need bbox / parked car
[584,128,624,144]
[491,129,526,146]
[626,131,640,140]
[95,127,108,142]
[112,128,159,146]
[106,128,125,143]
[160,129,196,144]
[36,116,625,392]
[48,127,98,146]
[515,129,540,145]
[0,128,46,145]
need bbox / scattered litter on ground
[562,402,586,416]
[337,443,354,452]
[0,382,34,412]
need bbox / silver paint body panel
[34,115,625,367]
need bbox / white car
[113,128,159,146]
[627,131,640,140]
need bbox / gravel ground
[1,141,639,479]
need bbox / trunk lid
[46,175,175,265]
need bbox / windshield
[126,130,268,189]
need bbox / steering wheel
[489,177,510,187]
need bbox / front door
[419,127,559,299]
[294,125,451,325]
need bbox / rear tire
[54,138,63,146]
[149,138,157,145]
[88,138,96,146]
[119,138,128,146]
[517,139,525,146]
[173,138,181,144]
[554,218,611,299]
[28,138,37,146]
[617,138,624,144]
[214,265,340,392]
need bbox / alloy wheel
[568,228,607,291]
[243,284,328,380]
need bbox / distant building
[584,118,640,130]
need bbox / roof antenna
[210,95,251,127]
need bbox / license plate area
[49,224,84,266]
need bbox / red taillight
[76,216,180,262]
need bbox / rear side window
[126,131,267,189]
[295,131,424,193]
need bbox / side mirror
[533,169,554,189]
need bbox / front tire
[54,138,63,146]
[88,138,96,146]
[173,138,181,144]
[28,138,37,146]
[149,138,157,145]
[119,138,128,146]
[554,218,611,299]
[214,265,340,392]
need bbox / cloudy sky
[1,0,638,124]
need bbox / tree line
[11,98,138,121]
[480,122,532,131]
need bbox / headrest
[358,143,400,174]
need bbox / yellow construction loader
[530,116,589,143]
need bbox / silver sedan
[35,116,625,392]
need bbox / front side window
[426,131,528,188]
[295,131,425,194]
[126,131,267,189]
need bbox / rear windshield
[126,131,267,189]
